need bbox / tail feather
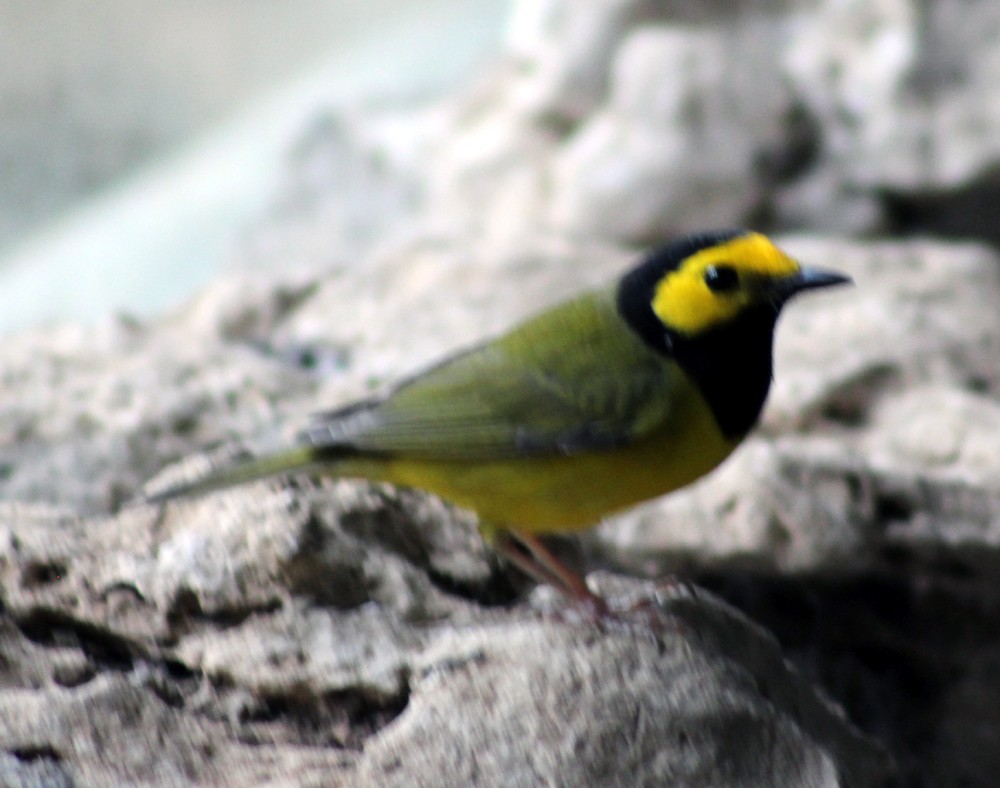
[143,445,326,505]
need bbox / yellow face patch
[651,232,800,335]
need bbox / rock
[0,481,893,785]
[505,0,661,121]
[0,485,491,784]
[353,576,890,787]
[234,111,425,275]
[547,23,788,241]
[768,236,1000,433]
[407,0,1000,243]
[335,0,1000,250]
[784,0,1000,190]
[410,4,798,245]
[779,0,1000,236]
[0,294,320,511]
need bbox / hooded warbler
[148,230,850,607]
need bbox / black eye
[704,265,740,292]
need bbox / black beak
[770,265,852,304]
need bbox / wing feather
[301,291,677,460]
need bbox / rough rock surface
[285,0,1000,256]
[0,480,892,786]
[7,0,1000,785]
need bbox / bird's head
[618,230,851,348]
[648,231,850,335]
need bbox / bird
[146,230,851,612]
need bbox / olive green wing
[302,291,679,460]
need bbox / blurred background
[5,1,1000,335]
[0,0,509,332]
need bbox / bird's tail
[142,444,340,505]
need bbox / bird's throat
[668,306,777,440]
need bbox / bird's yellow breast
[340,370,736,532]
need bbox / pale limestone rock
[548,24,787,240]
